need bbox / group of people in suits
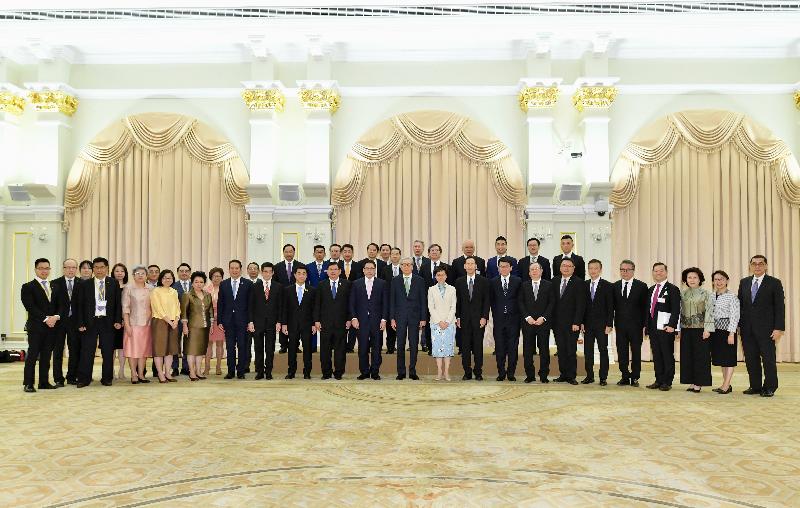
[20,236,786,398]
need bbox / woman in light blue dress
[427,266,457,380]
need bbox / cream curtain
[610,109,800,362]
[65,113,250,271]
[332,110,526,260]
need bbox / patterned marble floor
[1,360,798,507]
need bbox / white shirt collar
[365,276,374,282]
[330,278,340,284]
[65,276,74,282]
[753,274,765,284]
[295,283,304,289]
[231,277,241,283]
[531,278,541,284]
[563,252,572,258]
[590,277,601,283]
[94,276,105,283]
[36,276,48,284]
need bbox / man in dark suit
[280,266,317,379]
[455,256,490,380]
[314,263,352,379]
[517,237,552,282]
[450,239,487,282]
[51,258,81,386]
[340,244,362,352]
[170,262,193,375]
[349,260,388,380]
[489,256,522,381]
[551,258,586,385]
[359,242,387,278]
[519,261,554,383]
[486,236,518,279]
[76,257,122,387]
[410,240,430,277]
[306,244,330,288]
[274,244,304,353]
[217,259,253,379]
[612,259,649,387]
[390,258,427,380]
[382,247,403,354]
[420,244,450,353]
[645,262,680,391]
[378,243,392,269]
[738,255,785,397]
[552,235,586,280]
[581,259,614,385]
[20,258,65,392]
[249,262,283,380]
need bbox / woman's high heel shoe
[717,386,732,394]
[158,377,168,384]
[131,378,139,385]
[190,376,199,382]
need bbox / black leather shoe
[507,376,516,382]
[236,374,246,379]
[462,374,472,381]
[495,375,505,382]
[386,349,395,354]
[475,375,484,381]
[285,374,295,379]
[101,380,112,386]
[265,374,273,380]
[743,387,761,395]
[631,380,640,387]
[567,379,578,385]
[617,379,630,386]
[76,382,89,388]
[540,377,550,383]
[255,373,264,380]
[524,376,535,383]
[371,374,381,380]
[658,384,672,391]
[180,369,190,376]
[303,374,311,379]
[321,375,331,380]
[581,377,594,384]
[760,390,775,397]
[54,381,65,388]
[599,380,608,386]
[24,385,36,393]
[396,374,405,380]
[67,379,77,385]
[554,376,567,383]
[409,374,419,380]
[646,382,661,389]
[244,367,251,373]
[278,348,287,354]
[224,373,235,379]
[334,374,343,380]
[38,383,57,390]
[357,374,370,380]
[171,368,179,377]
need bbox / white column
[573,77,618,183]
[0,84,24,186]
[241,81,285,192]
[24,82,77,189]
[519,78,561,187]
[297,79,339,197]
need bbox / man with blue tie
[517,237,552,282]
[217,259,253,379]
[489,257,522,381]
[390,258,427,380]
[582,259,614,386]
[350,260,388,380]
[314,263,352,379]
[551,258,586,385]
[486,236,518,279]
[306,245,330,288]
[280,266,317,379]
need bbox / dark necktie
[468,278,474,300]
[502,278,508,313]
[287,262,292,281]
[591,281,596,301]
[623,281,629,299]
[560,278,567,296]
[332,280,337,298]
[751,279,759,302]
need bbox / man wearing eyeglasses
[611,260,649,387]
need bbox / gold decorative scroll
[28,90,79,116]
[299,88,340,114]
[795,90,800,110]
[572,86,617,113]
[242,88,285,112]
[518,86,559,112]
[0,91,25,116]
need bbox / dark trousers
[460,322,484,377]
[54,319,78,383]
[679,328,712,386]
[422,315,432,351]
[395,320,420,377]
[64,320,82,382]
[346,327,357,352]
[649,327,676,386]
[493,316,520,378]
[742,330,778,392]
[224,321,249,376]
[80,317,115,384]
[254,325,277,375]
[615,325,643,381]
[287,327,312,376]
[583,325,609,381]
[522,323,550,379]
[320,326,348,377]
[385,326,397,352]
[358,326,383,375]
[23,330,53,386]
[279,327,288,351]
[553,325,578,380]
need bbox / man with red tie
[645,262,680,391]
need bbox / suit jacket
[584,278,614,330]
[216,277,253,327]
[359,258,387,277]
[551,275,587,329]
[21,279,67,334]
[382,263,402,284]
[519,278,554,323]
[273,260,306,286]
[411,256,430,277]
[421,261,451,288]
[486,255,519,279]
[427,284,457,325]
[553,254,586,280]
[305,260,331,287]
[314,278,352,328]
[454,275,490,327]
[450,255,487,283]
[249,279,284,329]
[612,278,649,330]
[349,277,388,331]
[280,283,316,332]
[489,275,523,322]
[646,281,680,331]
[51,276,81,324]
[517,255,552,282]
[737,274,785,337]
[390,274,427,323]
[76,276,122,329]
[338,260,363,282]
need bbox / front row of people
[21,253,784,397]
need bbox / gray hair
[131,264,148,275]
[399,257,413,265]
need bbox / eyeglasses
[619,268,634,272]
[750,261,766,267]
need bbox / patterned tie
[332,280,337,299]
[533,281,539,300]
[623,281,629,299]
[591,280,596,301]
[98,279,105,300]
[503,278,508,296]
[751,278,759,302]
[650,283,660,318]
[345,263,351,279]
[287,262,292,282]
[560,278,567,296]
[317,263,323,277]
[393,265,398,277]
[468,278,474,300]
[184,280,189,293]
[366,279,372,299]
[404,277,410,296]
[67,279,73,316]
[264,281,270,301]
[41,280,51,301]
[232,279,238,300]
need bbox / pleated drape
[65,113,249,271]
[332,111,526,260]
[610,110,800,362]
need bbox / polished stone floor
[1,359,798,507]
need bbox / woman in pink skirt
[204,267,226,376]
[122,265,153,384]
